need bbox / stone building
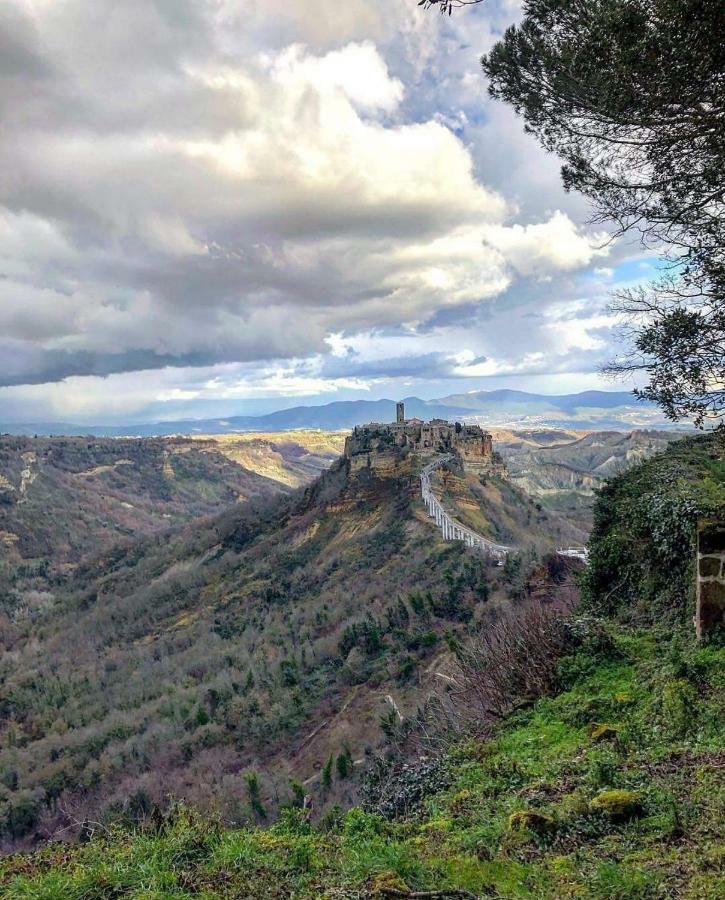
[344,402,498,473]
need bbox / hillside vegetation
[2,620,721,897]
[583,432,725,624]
[0,452,564,849]
[0,433,341,607]
[2,434,721,898]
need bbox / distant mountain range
[0,390,688,436]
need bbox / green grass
[2,625,722,899]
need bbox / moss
[588,722,620,743]
[370,870,410,895]
[508,809,555,834]
[589,789,643,820]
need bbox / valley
[0,428,580,849]
[492,428,681,532]
[2,431,722,897]
[0,432,344,602]
[2,0,721,893]
[0,422,699,852]
[0,426,672,604]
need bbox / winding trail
[420,455,510,560]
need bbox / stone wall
[696,519,725,640]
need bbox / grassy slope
[2,625,722,898]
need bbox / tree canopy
[431,0,725,425]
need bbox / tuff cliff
[343,402,504,475]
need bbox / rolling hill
[0,390,686,437]
[0,446,577,849]
[0,433,344,605]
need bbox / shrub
[244,771,266,820]
[336,748,353,780]
[361,754,450,821]
[447,601,577,729]
[321,755,333,791]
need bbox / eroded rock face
[344,410,500,476]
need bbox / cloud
[481,211,609,277]
[0,4,518,386]
[0,0,624,421]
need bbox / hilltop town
[344,401,503,474]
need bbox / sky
[0,0,656,424]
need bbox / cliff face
[344,420,499,476]
[344,431,406,476]
[454,434,504,474]
[348,449,413,477]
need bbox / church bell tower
[396,401,405,424]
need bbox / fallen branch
[378,888,481,899]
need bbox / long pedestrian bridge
[421,455,589,563]
[420,455,511,561]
